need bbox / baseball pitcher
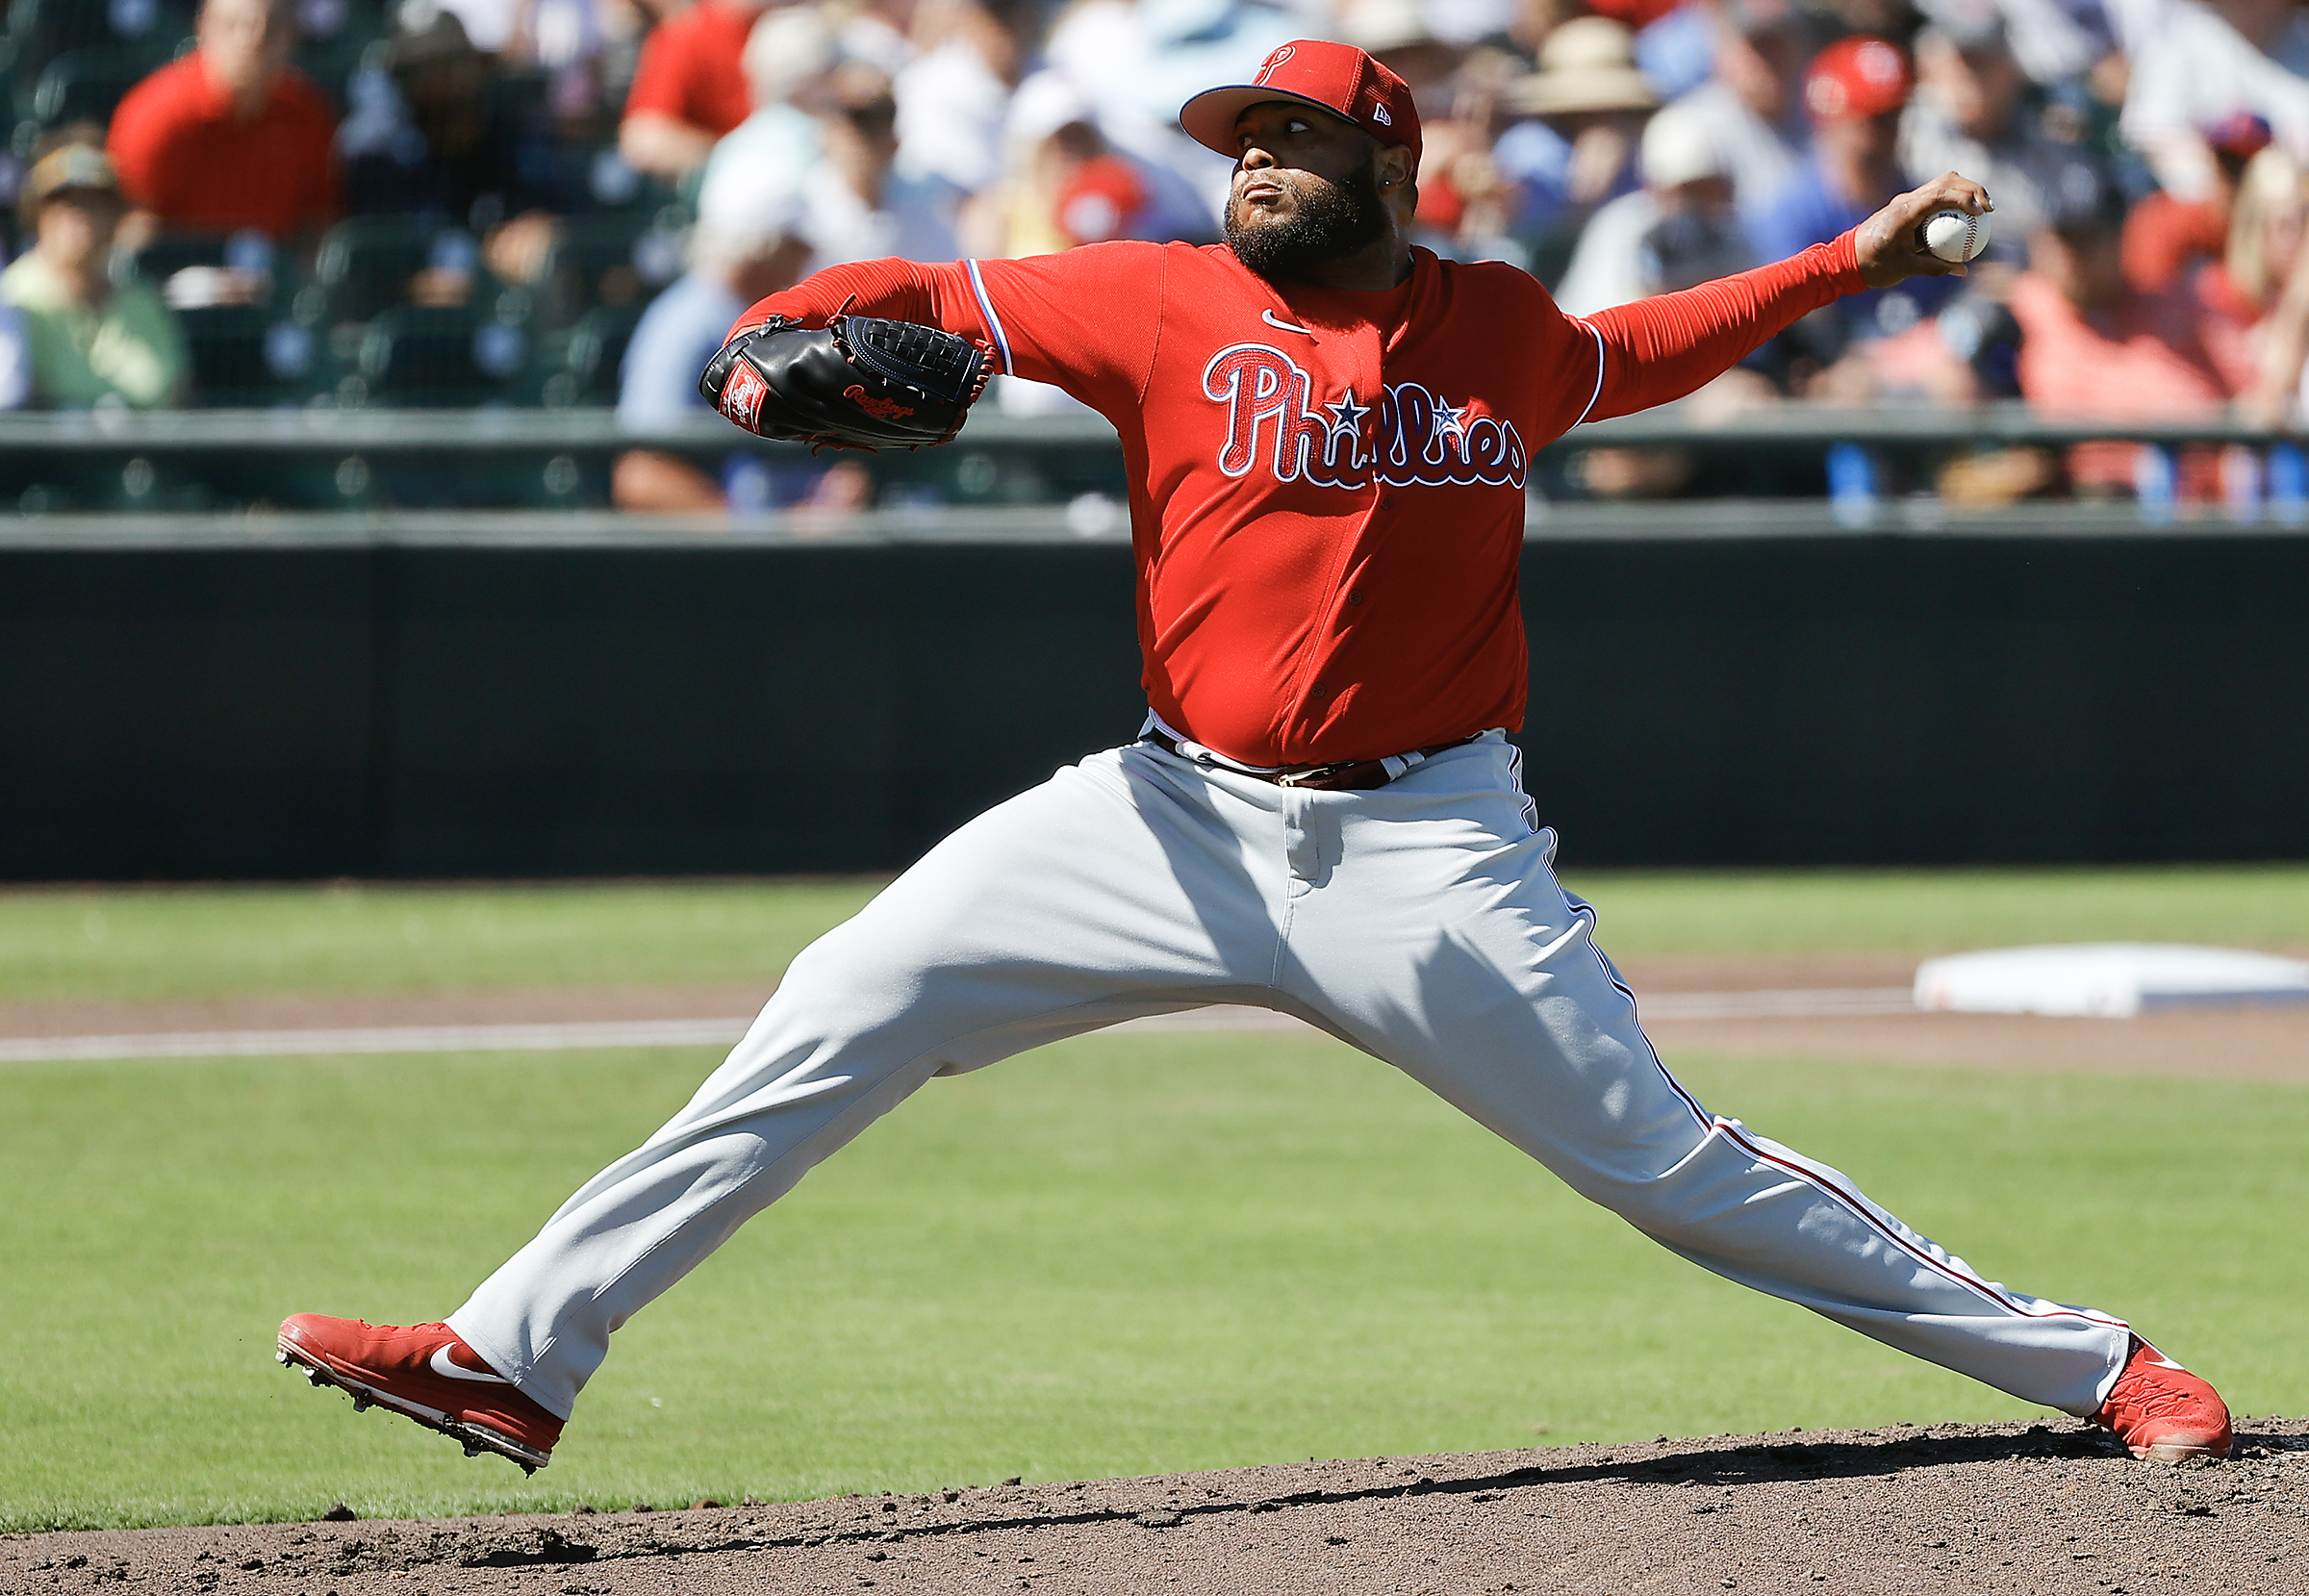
[280,41,2230,1473]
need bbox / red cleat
[276,1315,562,1472]
[2094,1335,2234,1462]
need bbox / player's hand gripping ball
[700,315,995,451]
[1919,207,1992,264]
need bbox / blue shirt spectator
[611,198,809,512]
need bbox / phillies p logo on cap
[1180,38,1423,167]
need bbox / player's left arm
[1581,172,1992,422]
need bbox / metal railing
[0,402,2299,537]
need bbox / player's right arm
[723,244,1169,421]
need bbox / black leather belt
[1142,729,1482,792]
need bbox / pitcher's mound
[10,1417,2305,1594]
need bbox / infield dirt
[9,1419,2304,1595]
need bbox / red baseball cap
[1180,39,1423,166]
[1803,36,1912,122]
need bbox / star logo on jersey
[1201,343,1526,490]
[1323,389,1370,443]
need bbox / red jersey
[622,0,756,139]
[108,56,339,239]
[734,237,1862,767]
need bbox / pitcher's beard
[1225,162,1388,281]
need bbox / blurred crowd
[5,0,2309,507]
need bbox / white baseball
[1920,208,1992,264]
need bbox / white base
[1914,943,2309,1019]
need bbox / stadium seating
[25,45,151,133]
[554,302,643,406]
[352,303,533,408]
[312,215,469,326]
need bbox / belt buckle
[1274,763,1353,789]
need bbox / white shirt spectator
[1915,0,2114,83]
[2124,0,2309,197]
[702,104,822,210]
[1664,78,1806,220]
[896,37,1013,194]
[799,162,965,265]
[1554,101,1737,315]
[1553,190,1662,314]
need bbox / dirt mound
[9,1418,2303,1595]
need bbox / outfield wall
[6,522,2307,877]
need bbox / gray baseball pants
[449,733,2133,1422]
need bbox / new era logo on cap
[1180,38,1423,166]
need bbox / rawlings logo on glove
[699,315,994,451]
[842,384,916,421]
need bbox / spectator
[1,140,184,410]
[1556,99,1753,313]
[699,7,842,213]
[341,9,592,231]
[1490,18,1660,275]
[794,64,966,265]
[2008,157,2228,493]
[994,71,1205,257]
[2122,0,2309,200]
[1040,0,1296,221]
[2192,146,2309,413]
[1666,0,1815,223]
[840,0,924,78]
[1914,0,2122,85]
[895,0,1039,202]
[1339,0,1468,104]
[107,0,340,241]
[611,188,811,511]
[1900,10,2068,240]
[2124,111,2271,291]
[1754,37,1916,264]
[620,0,775,178]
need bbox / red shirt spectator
[108,0,338,240]
[2010,269,2227,494]
[2123,190,2230,294]
[619,0,771,178]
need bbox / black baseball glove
[698,314,996,451]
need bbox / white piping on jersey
[1260,309,1315,337]
[1571,318,1606,426]
[963,259,1015,376]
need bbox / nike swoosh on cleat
[430,1345,513,1383]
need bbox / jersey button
[1380,495,1396,509]
[1347,591,1364,606]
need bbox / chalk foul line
[0,990,1929,1065]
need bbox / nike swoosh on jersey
[1260,309,1314,336]
[430,1345,512,1383]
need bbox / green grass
[0,881,886,1002]
[2,1033,2302,1532]
[6,866,2308,1003]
